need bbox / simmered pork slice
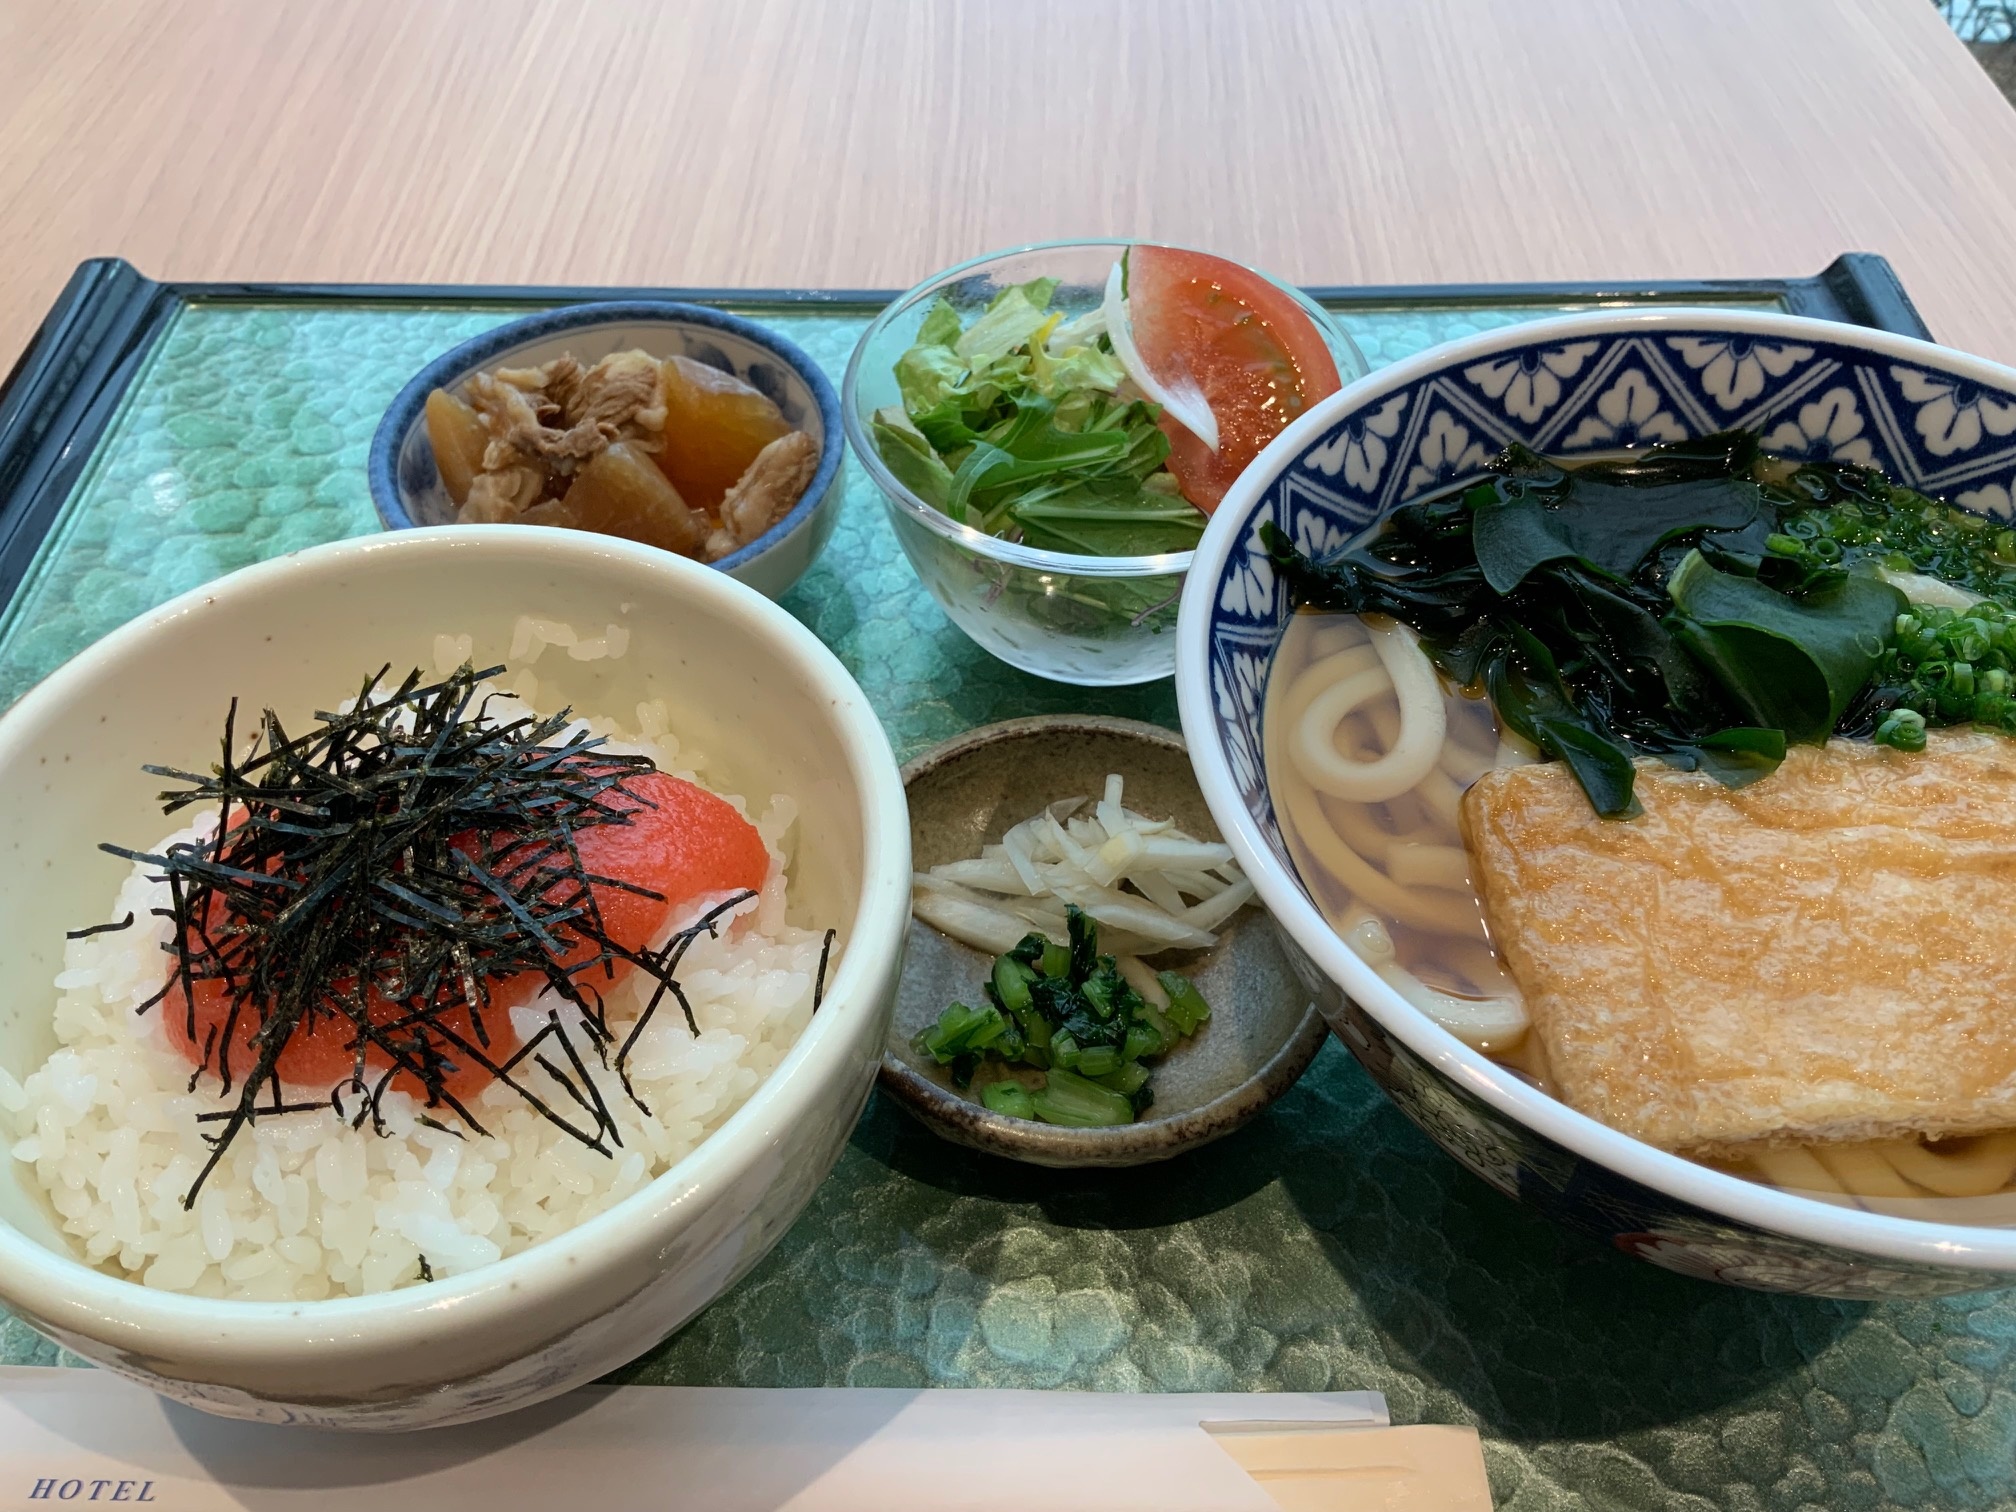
[703,430,821,561]
[1460,732,2016,1158]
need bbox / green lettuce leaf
[895,342,971,414]
[914,296,964,350]
[871,407,954,510]
[1028,333,1125,400]
[954,278,1060,367]
[871,273,1203,573]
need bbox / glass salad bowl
[841,241,1367,686]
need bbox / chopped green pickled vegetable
[1157,971,1213,1037]
[1093,1061,1151,1097]
[913,1001,1010,1063]
[992,955,1035,1014]
[1074,1044,1123,1078]
[1030,1068,1136,1128]
[918,904,1210,1127]
[982,1081,1038,1120]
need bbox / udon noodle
[1265,606,2016,1221]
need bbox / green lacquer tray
[4,258,2012,1512]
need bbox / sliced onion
[1102,261,1220,453]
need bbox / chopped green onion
[1874,708,1928,752]
[1953,621,1994,662]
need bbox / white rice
[2,621,827,1301]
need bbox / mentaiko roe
[164,772,769,1101]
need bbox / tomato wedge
[166,771,769,1102]
[1126,247,1343,513]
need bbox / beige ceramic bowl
[0,528,909,1428]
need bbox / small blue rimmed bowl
[368,302,845,600]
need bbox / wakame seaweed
[1262,431,1925,817]
[107,663,754,1205]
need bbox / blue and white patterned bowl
[1175,309,2016,1298]
[368,302,845,600]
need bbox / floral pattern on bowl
[1178,310,2016,1298]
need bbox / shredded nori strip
[66,913,134,940]
[101,662,759,1206]
[814,928,836,1010]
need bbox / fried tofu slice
[1461,733,2016,1158]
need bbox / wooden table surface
[3,0,2016,366]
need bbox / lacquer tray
[1,256,2007,1512]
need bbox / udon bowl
[0,528,908,1426]
[1176,308,2016,1298]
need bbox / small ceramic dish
[368,301,845,600]
[882,715,1325,1166]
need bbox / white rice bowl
[3,619,829,1302]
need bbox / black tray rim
[0,253,1933,623]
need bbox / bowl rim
[1176,305,2016,1273]
[838,237,1368,579]
[365,301,846,576]
[877,713,1328,1164]
[0,525,910,1348]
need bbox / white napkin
[0,1369,1397,1511]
